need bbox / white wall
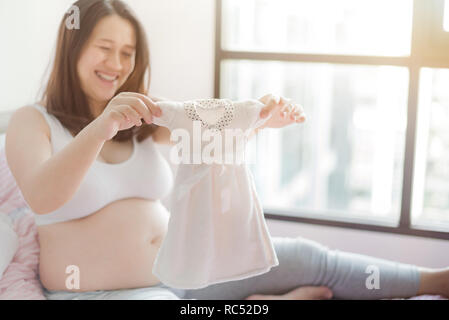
[131,0,216,100]
[0,0,73,114]
[0,0,216,115]
[267,219,449,268]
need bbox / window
[222,0,413,56]
[223,60,408,225]
[412,68,449,232]
[216,0,449,239]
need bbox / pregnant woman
[5,0,449,300]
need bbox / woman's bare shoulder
[7,103,50,139]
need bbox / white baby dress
[151,98,279,289]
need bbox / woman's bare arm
[5,106,105,214]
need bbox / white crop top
[31,104,174,226]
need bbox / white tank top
[31,104,174,226]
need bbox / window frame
[214,0,449,240]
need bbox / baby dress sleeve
[152,101,183,131]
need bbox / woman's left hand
[258,94,306,129]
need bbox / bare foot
[245,286,333,300]
[441,268,449,298]
[418,267,449,298]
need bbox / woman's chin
[91,82,120,100]
[95,91,116,102]
[87,83,122,105]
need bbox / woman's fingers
[260,94,283,118]
[258,93,278,105]
[122,92,162,117]
[280,103,293,118]
[109,106,136,130]
[294,111,306,122]
[129,97,153,124]
[117,104,142,126]
[114,94,154,124]
[293,104,306,122]
[282,103,306,122]
[256,93,307,128]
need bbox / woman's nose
[104,50,122,71]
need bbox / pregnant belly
[37,198,170,292]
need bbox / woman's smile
[95,70,119,87]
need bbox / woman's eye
[99,46,110,51]
[122,52,133,57]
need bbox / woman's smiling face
[77,14,136,114]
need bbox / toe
[284,286,333,300]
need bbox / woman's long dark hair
[42,0,157,142]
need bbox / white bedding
[0,133,5,149]
[0,212,19,280]
[0,132,19,280]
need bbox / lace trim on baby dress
[184,99,235,132]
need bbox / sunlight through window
[222,0,413,56]
[222,60,409,224]
[413,68,449,230]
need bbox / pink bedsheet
[0,149,45,300]
[0,149,45,299]
[0,209,44,300]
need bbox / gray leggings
[43,236,421,300]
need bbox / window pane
[221,60,409,224]
[412,68,449,231]
[222,0,413,56]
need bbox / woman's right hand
[91,92,162,141]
